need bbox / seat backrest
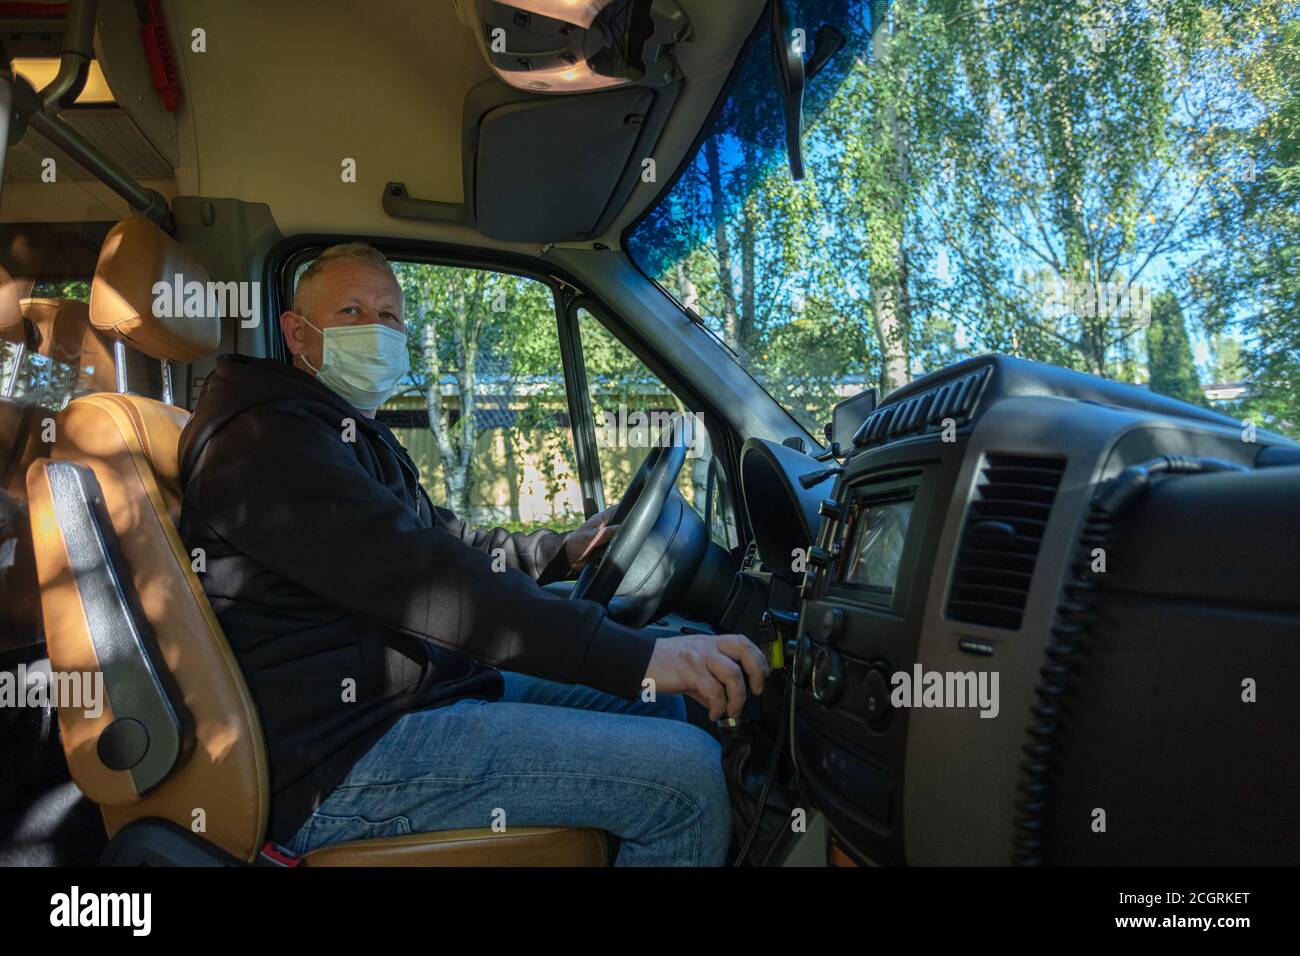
[24,296,93,370]
[25,219,269,862]
[22,296,129,395]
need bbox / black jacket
[178,354,657,843]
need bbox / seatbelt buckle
[258,841,303,867]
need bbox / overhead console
[788,354,1300,866]
[387,0,695,243]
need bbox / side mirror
[704,456,738,549]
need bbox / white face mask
[299,316,410,410]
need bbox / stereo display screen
[841,497,913,593]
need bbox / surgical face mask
[298,315,410,410]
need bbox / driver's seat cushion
[27,391,607,866]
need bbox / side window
[576,306,738,549]
[382,262,585,533]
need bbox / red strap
[138,0,182,112]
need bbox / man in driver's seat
[178,243,766,866]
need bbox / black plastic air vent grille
[852,366,991,449]
[946,454,1066,630]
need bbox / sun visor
[473,86,656,242]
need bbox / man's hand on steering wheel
[644,634,770,721]
[565,505,620,570]
[569,426,689,609]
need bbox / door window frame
[565,293,742,546]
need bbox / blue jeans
[283,671,732,866]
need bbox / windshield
[628,0,1300,441]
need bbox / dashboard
[732,354,1300,866]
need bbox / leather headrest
[22,297,91,365]
[90,218,221,363]
[0,265,23,332]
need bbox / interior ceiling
[171,0,487,231]
[2,0,765,252]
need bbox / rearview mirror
[770,0,806,180]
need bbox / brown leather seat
[26,218,607,866]
[21,295,139,396]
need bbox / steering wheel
[569,425,688,608]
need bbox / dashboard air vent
[946,454,1066,630]
[852,365,990,449]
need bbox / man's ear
[280,310,305,358]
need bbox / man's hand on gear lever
[644,634,770,721]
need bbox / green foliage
[1147,291,1208,406]
[33,279,91,300]
[392,262,570,516]
[1200,11,1300,435]
[637,0,1300,439]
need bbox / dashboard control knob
[793,634,815,688]
[863,665,893,732]
[811,646,844,705]
[822,606,844,641]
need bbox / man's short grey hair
[293,242,396,314]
